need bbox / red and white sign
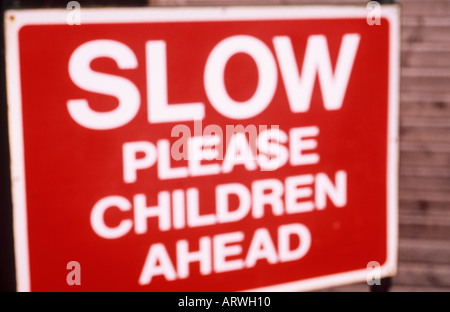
[6,6,399,292]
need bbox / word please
[123,125,320,182]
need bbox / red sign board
[6,6,399,291]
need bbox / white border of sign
[5,5,399,292]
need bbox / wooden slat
[402,67,450,78]
[400,165,450,178]
[400,176,450,191]
[400,198,450,212]
[402,25,450,43]
[401,77,450,93]
[399,201,450,241]
[401,151,450,167]
[394,263,450,288]
[400,189,450,202]
[403,16,450,27]
[400,126,450,143]
[401,116,450,128]
[399,1,450,17]
[401,102,450,118]
[400,142,450,153]
[399,200,450,227]
[400,213,450,227]
[402,41,450,52]
[402,50,450,68]
[399,239,450,264]
[400,222,450,240]
[401,92,450,103]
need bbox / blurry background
[1,0,449,292]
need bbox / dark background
[0,0,147,293]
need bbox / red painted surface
[16,16,390,291]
